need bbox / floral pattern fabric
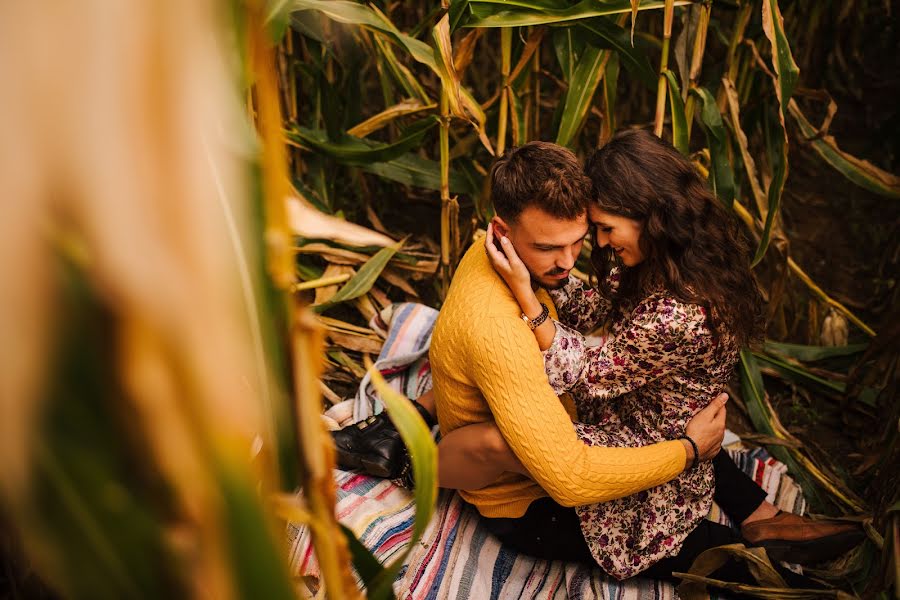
[544,275,739,580]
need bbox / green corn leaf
[314,241,403,313]
[289,0,434,66]
[286,117,438,165]
[739,350,866,513]
[761,0,799,122]
[752,117,787,266]
[449,0,473,33]
[464,0,690,28]
[577,17,656,89]
[556,44,608,147]
[339,523,387,593]
[364,361,438,599]
[738,350,828,510]
[265,0,293,42]
[690,86,734,208]
[36,445,149,600]
[752,351,846,395]
[752,0,799,266]
[763,340,867,362]
[663,69,688,155]
[553,27,585,82]
[788,99,900,199]
[288,0,491,152]
[289,9,327,44]
[361,153,477,195]
[373,36,431,104]
[216,463,298,600]
[600,51,619,142]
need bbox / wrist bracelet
[680,435,700,470]
[521,302,549,330]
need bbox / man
[335,141,861,578]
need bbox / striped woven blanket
[299,302,807,597]
[287,450,805,599]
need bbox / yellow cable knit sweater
[430,243,688,518]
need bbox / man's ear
[491,215,511,238]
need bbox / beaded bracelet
[521,302,549,330]
[680,435,701,470]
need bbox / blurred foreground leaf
[363,359,437,599]
[34,266,177,600]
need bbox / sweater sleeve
[469,313,686,507]
[543,294,707,401]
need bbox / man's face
[493,206,589,290]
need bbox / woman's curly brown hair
[585,128,764,349]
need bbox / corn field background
[0,0,897,599]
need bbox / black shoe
[330,399,436,480]
[332,413,406,478]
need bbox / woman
[478,128,762,578]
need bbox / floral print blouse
[544,272,739,579]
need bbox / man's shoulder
[442,242,521,321]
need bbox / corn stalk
[249,4,357,597]
[683,1,709,137]
[653,0,675,137]
[496,27,512,156]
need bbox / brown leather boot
[742,511,865,564]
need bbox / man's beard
[531,269,569,290]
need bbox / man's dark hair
[490,141,590,222]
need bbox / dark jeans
[481,450,768,583]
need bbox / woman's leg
[711,450,775,526]
[481,498,596,565]
[711,449,863,564]
[437,421,528,489]
[414,389,437,418]
[414,390,530,490]
[639,520,821,590]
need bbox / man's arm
[470,314,690,507]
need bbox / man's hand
[683,393,728,466]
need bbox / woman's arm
[544,295,707,400]
[548,274,615,334]
[436,422,529,490]
[484,224,559,350]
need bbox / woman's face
[589,206,644,266]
